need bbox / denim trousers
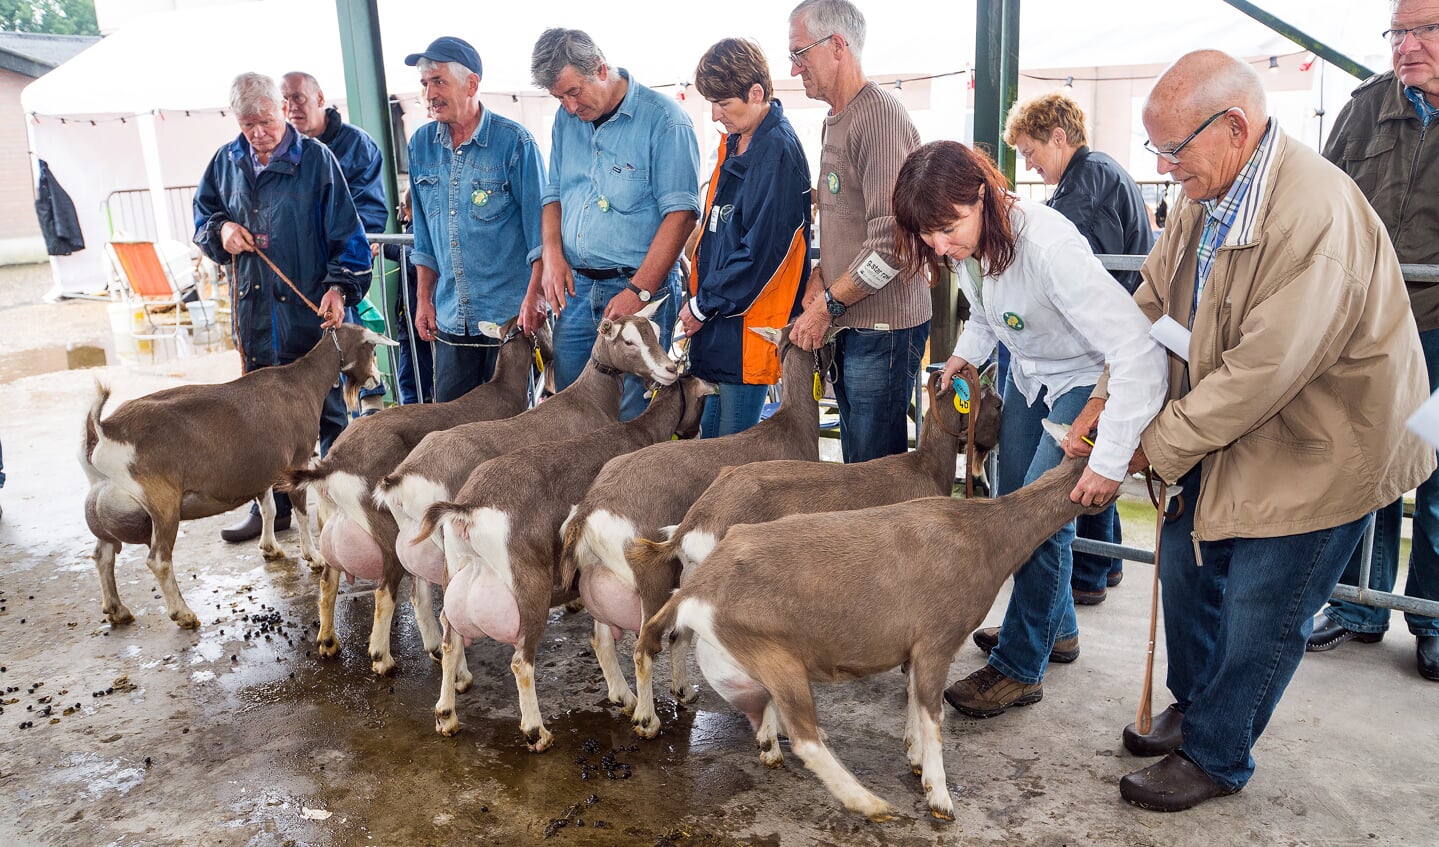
[1073,508,1124,592]
[395,331,434,405]
[987,377,1093,685]
[432,329,500,403]
[552,270,681,421]
[1324,327,1439,636]
[831,321,930,464]
[700,382,768,438]
[1159,467,1368,789]
[253,384,347,520]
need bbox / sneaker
[943,665,1043,718]
[972,626,1080,664]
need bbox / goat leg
[434,614,464,735]
[292,490,324,573]
[93,539,135,625]
[409,577,443,661]
[668,627,698,705]
[903,667,923,775]
[592,619,638,713]
[755,701,784,768]
[908,656,956,821]
[144,500,198,629]
[369,585,398,676]
[257,488,286,561]
[511,639,553,753]
[632,646,662,739]
[315,564,341,658]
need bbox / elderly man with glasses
[785,0,928,464]
[1067,49,1432,812]
[1305,0,1439,683]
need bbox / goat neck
[914,396,967,495]
[949,456,1093,571]
[773,342,821,420]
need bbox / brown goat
[283,318,552,675]
[81,324,395,629]
[636,437,1104,822]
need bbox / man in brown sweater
[786,0,930,462]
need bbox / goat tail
[83,379,112,463]
[626,536,681,584]
[281,461,330,496]
[557,508,589,591]
[413,501,463,547]
[636,592,684,664]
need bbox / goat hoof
[104,606,135,626]
[453,671,473,693]
[305,557,325,574]
[316,636,340,658]
[910,763,923,776]
[673,685,699,706]
[866,810,896,824]
[608,690,638,712]
[632,714,661,739]
[758,748,784,768]
[260,545,287,562]
[562,598,585,614]
[523,726,554,753]
[929,804,956,822]
[427,648,443,664]
[435,710,460,736]
[370,653,396,676]
[172,610,200,629]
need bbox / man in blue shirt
[526,28,700,419]
[405,36,546,401]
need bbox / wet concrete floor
[2,285,1437,845]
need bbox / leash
[231,246,342,372]
[1135,469,1184,734]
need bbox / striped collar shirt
[1404,86,1438,126]
[1194,118,1278,313]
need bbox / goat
[81,324,396,629]
[559,326,835,714]
[283,317,552,675]
[374,303,677,690]
[623,365,1003,736]
[636,425,1104,822]
[412,375,714,748]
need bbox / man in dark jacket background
[1308,0,1439,681]
[193,71,372,543]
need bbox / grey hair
[229,72,281,117]
[530,27,606,90]
[416,56,477,83]
[789,0,866,58]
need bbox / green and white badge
[471,188,489,206]
[1002,312,1025,330]
[825,172,840,194]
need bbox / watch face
[827,299,846,317]
[629,283,651,302]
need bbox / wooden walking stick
[1136,471,1180,735]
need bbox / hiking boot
[971,626,1079,664]
[943,665,1043,718]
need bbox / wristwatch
[626,282,653,303]
[824,287,847,318]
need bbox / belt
[573,267,637,280]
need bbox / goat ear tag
[534,348,544,373]
[952,378,971,414]
[812,372,823,402]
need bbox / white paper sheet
[1406,390,1439,449]
[1150,315,1191,362]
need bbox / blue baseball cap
[404,36,483,78]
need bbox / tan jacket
[1136,129,1434,540]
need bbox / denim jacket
[193,125,371,369]
[542,69,700,270]
[408,108,545,335]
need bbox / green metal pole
[334,0,398,232]
[1220,0,1375,80]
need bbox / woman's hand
[1062,397,1106,458]
[938,355,971,389]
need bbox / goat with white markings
[636,424,1105,822]
[559,326,835,715]
[624,366,1003,736]
[412,375,714,748]
[283,317,551,674]
[81,324,395,629]
[375,304,677,691]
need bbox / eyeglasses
[1143,107,1239,164]
[1383,22,1439,45]
[789,34,834,67]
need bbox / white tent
[21,0,1389,297]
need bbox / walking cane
[1137,471,1180,735]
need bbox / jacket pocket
[1340,133,1398,201]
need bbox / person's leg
[1155,467,1211,711]
[700,382,769,438]
[831,322,929,464]
[432,331,500,403]
[1073,506,1122,594]
[619,270,681,421]
[1404,326,1439,637]
[550,273,605,397]
[1178,515,1368,789]
[1322,499,1398,633]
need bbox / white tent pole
[136,111,174,244]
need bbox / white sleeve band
[853,250,899,290]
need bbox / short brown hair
[892,141,1017,284]
[694,38,773,102]
[1003,92,1088,148]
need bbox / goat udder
[395,520,447,585]
[444,565,521,645]
[578,567,644,633]
[319,512,384,582]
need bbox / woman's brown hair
[694,38,774,102]
[892,140,1017,285]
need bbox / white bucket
[186,299,217,328]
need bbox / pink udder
[444,564,521,645]
[579,567,644,633]
[395,520,447,585]
[319,512,384,581]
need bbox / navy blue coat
[317,107,389,233]
[1047,147,1153,294]
[193,125,372,370]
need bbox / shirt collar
[1199,118,1279,247]
[431,105,491,149]
[1404,86,1439,126]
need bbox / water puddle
[0,343,111,384]
[0,331,233,385]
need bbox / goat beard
[340,374,363,416]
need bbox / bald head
[280,71,327,138]
[1145,50,1268,129]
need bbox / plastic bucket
[186,299,217,327]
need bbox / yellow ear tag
[534,348,544,373]
[952,377,971,415]
[812,372,823,402]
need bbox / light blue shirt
[408,107,545,335]
[542,68,701,270]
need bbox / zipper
[1393,119,1429,247]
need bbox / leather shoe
[1120,750,1240,812]
[1072,587,1107,605]
[1305,612,1383,652]
[1123,703,1184,757]
[1107,569,1124,588]
[972,626,1079,664]
[220,511,290,543]
[1418,635,1439,682]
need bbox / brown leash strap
[252,245,323,316]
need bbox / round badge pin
[597,196,611,212]
[472,189,488,206]
[1002,312,1026,330]
[826,172,840,194]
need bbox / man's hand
[517,288,547,335]
[1069,467,1121,508]
[220,221,256,255]
[678,301,702,338]
[938,355,972,389]
[1062,397,1107,458]
[791,299,832,351]
[414,296,438,342]
[603,287,647,321]
[1128,444,1150,476]
[318,287,345,330]
[540,256,574,314]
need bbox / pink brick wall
[0,68,40,238]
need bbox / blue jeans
[988,377,1093,685]
[432,329,499,403]
[1324,327,1439,636]
[831,322,929,463]
[552,269,681,421]
[395,331,434,405]
[1073,508,1123,592]
[1159,467,1368,789]
[700,382,768,438]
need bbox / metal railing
[103,186,198,242]
[366,233,425,405]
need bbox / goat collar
[329,328,345,369]
[593,361,623,378]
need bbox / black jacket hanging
[35,159,85,256]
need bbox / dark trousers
[432,329,500,403]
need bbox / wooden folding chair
[106,241,188,343]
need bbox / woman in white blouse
[891,139,1167,719]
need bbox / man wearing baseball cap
[403,36,546,400]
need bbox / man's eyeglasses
[789,34,834,67]
[1383,22,1439,45]
[1143,107,1240,164]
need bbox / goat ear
[1040,418,1071,446]
[980,361,999,389]
[360,327,399,347]
[821,326,845,346]
[598,318,618,339]
[636,296,666,320]
[749,326,782,346]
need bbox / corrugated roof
[0,31,99,78]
